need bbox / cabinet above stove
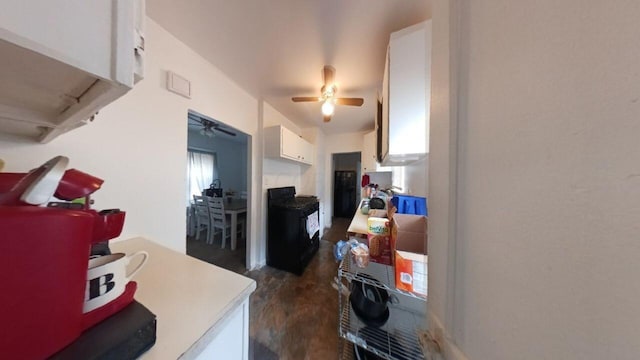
[264,125,314,165]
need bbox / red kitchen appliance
[0,156,131,359]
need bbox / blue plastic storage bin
[391,195,427,216]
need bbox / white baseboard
[428,313,469,360]
[254,261,266,269]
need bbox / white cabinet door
[264,125,314,165]
[298,137,313,165]
[195,300,250,360]
[0,0,145,143]
[362,131,378,173]
[281,126,300,161]
[381,50,391,164]
[381,20,431,165]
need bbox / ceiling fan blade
[335,98,364,106]
[323,115,332,123]
[323,66,335,86]
[292,96,321,102]
[215,127,236,136]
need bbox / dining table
[224,198,247,250]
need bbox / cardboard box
[366,217,394,265]
[393,213,428,297]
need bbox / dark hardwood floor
[186,217,351,359]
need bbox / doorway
[185,110,250,274]
[332,152,361,218]
[334,171,357,217]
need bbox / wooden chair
[192,195,210,241]
[205,196,246,248]
[186,205,196,237]
[237,191,248,240]
[204,196,232,247]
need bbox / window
[186,150,218,203]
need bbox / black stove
[270,196,317,210]
[267,187,319,275]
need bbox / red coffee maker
[0,156,130,359]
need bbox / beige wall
[429,1,640,359]
[0,19,262,261]
[301,127,327,232]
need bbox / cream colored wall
[263,103,301,133]
[262,103,303,191]
[428,0,459,357]
[386,155,429,198]
[429,1,640,359]
[260,102,302,265]
[0,19,261,260]
[301,127,327,233]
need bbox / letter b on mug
[87,273,116,300]
[84,251,148,313]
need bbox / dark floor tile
[186,235,247,274]
[185,217,350,359]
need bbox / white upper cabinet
[0,0,145,143]
[362,131,378,173]
[264,125,314,165]
[380,20,431,166]
[362,130,393,174]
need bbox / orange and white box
[395,251,427,296]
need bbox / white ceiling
[147,0,431,134]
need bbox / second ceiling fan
[292,66,364,122]
[188,112,236,138]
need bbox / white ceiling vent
[166,71,191,99]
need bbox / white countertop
[347,199,392,236]
[111,237,256,359]
[347,200,369,235]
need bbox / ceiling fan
[188,113,236,137]
[292,65,364,122]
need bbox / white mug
[83,251,148,313]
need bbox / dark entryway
[333,170,357,217]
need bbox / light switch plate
[166,71,191,99]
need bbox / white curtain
[186,151,217,203]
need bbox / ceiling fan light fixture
[321,99,335,116]
[290,66,363,122]
[321,84,336,98]
[200,127,215,137]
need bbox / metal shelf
[339,296,426,360]
[338,257,427,300]
[337,254,428,359]
[340,337,355,360]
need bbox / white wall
[262,102,303,193]
[429,1,640,359]
[260,102,303,264]
[0,19,261,259]
[403,155,428,197]
[263,102,301,132]
[301,127,327,233]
